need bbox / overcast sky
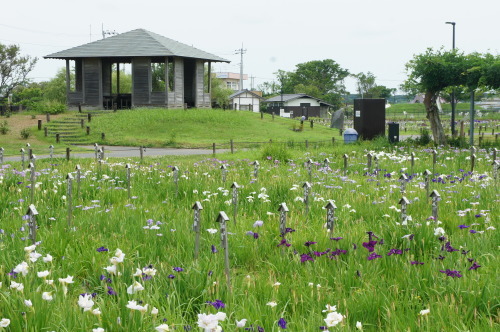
[1,0,498,93]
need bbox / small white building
[229,89,264,112]
[265,94,333,118]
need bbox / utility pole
[250,75,255,90]
[235,44,247,91]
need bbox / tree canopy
[260,59,349,109]
[353,71,395,99]
[403,48,500,144]
[0,43,37,99]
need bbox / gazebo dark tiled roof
[45,29,229,62]
[45,29,229,109]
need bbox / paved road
[3,145,229,162]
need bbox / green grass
[0,144,498,331]
[81,108,339,148]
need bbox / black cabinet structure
[353,99,386,140]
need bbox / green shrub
[416,128,432,146]
[260,143,292,162]
[30,100,67,114]
[447,135,468,148]
[0,120,9,135]
[20,128,31,139]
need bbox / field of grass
[0,143,498,331]
[71,109,340,148]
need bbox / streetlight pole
[445,21,456,137]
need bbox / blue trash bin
[343,128,358,143]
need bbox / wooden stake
[192,201,203,260]
[125,163,132,200]
[66,173,73,228]
[303,182,311,218]
[26,204,38,244]
[423,169,432,199]
[231,182,240,225]
[172,166,179,196]
[343,154,349,176]
[430,190,441,222]
[253,160,259,178]
[216,211,231,290]
[324,200,337,233]
[278,203,289,235]
[220,164,227,183]
[398,196,410,225]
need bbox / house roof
[44,29,230,62]
[265,93,334,106]
[229,89,264,100]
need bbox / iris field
[0,144,498,331]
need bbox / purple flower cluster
[206,299,225,309]
[440,269,462,278]
[367,252,382,260]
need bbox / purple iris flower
[330,237,343,241]
[96,246,109,252]
[367,252,382,260]
[469,262,481,270]
[304,241,317,247]
[107,286,117,295]
[362,241,377,252]
[411,261,424,265]
[387,249,403,256]
[211,245,218,253]
[173,267,184,272]
[300,254,314,263]
[168,274,175,279]
[458,225,469,229]
[278,318,287,329]
[206,299,225,309]
[278,239,291,247]
[442,242,459,252]
[440,269,462,278]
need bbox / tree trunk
[423,91,447,145]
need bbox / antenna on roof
[101,23,118,39]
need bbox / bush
[30,100,67,114]
[260,143,292,162]
[20,128,31,139]
[0,120,9,135]
[447,135,468,148]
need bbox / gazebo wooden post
[207,61,211,94]
[65,60,71,96]
[116,63,120,95]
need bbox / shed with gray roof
[264,94,333,118]
[45,29,229,109]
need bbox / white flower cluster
[197,312,226,332]
[322,304,345,328]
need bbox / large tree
[353,71,396,99]
[404,48,499,145]
[263,59,349,109]
[353,71,376,97]
[403,48,467,145]
[0,43,37,100]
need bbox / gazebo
[44,29,229,109]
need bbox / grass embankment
[81,108,339,148]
